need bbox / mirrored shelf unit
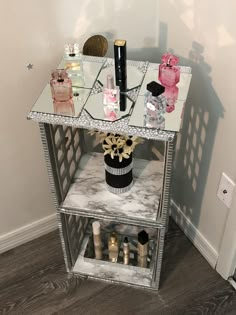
[28,55,192,290]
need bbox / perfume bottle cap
[114,39,126,47]
[161,53,179,66]
[147,81,165,96]
[92,221,101,235]
[124,237,128,243]
[110,232,118,244]
[106,74,115,89]
[138,230,149,245]
[64,43,80,58]
[51,69,68,81]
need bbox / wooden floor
[0,219,235,315]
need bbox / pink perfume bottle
[50,69,74,112]
[103,74,119,105]
[158,53,180,87]
[103,74,119,121]
[164,86,179,113]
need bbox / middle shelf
[60,152,165,227]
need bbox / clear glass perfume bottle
[50,69,74,112]
[144,81,166,128]
[158,53,180,87]
[64,43,84,86]
[103,74,120,121]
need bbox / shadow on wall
[160,43,224,285]
[172,41,224,227]
[163,42,225,286]
[63,0,161,62]
[84,23,167,63]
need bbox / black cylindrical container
[104,153,133,194]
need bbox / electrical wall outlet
[217,173,235,208]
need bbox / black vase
[104,154,133,194]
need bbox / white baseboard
[170,200,218,268]
[0,214,57,254]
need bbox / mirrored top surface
[97,63,145,91]
[84,93,133,121]
[32,84,90,117]
[29,57,192,134]
[57,58,104,89]
[128,63,192,132]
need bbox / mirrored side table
[28,55,192,290]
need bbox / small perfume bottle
[123,237,130,265]
[50,69,74,108]
[158,53,180,87]
[103,74,120,121]
[92,221,102,260]
[64,43,84,85]
[108,232,119,263]
[144,81,166,128]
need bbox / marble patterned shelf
[60,152,164,226]
[73,233,154,288]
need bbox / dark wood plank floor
[0,219,235,315]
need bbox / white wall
[0,0,65,237]
[159,0,236,256]
[1,0,235,272]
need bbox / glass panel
[82,61,145,122]
[129,65,192,132]
[31,59,105,118]
[139,67,192,99]
[57,59,104,89]
[31,84,90,117]
[129,95,186,132]
[97,64,144,91]
[84,92,133,121]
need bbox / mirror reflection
[84,92,133,121]
[31,84,90,117]
[57,59,105,89]
[97,64,144,91]
[129,67,192,132]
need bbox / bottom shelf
[73,234,154,288]
[60,213,162,290]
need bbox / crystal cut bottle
[158,53,180,87]
[144,81,166,128]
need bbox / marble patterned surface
[73,234,153,287]
[62,153,164,223]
